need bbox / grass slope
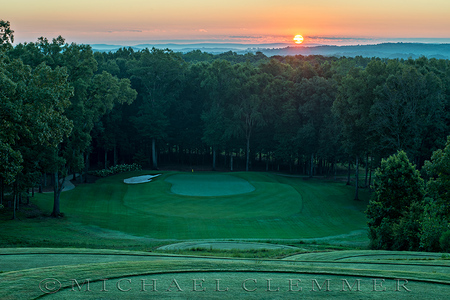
[30,171,369,240]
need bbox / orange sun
[293,34,304,44]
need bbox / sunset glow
[3,0,450,45]
[293,35,304,44]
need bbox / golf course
[1,170,449,299]
[31,171,370,240]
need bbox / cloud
[106,29,143,33]
[198,29,208,33]
[308,36,372,41]
[229,36,263,39]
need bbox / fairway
[165,173,255,196]
[32,171,369,240]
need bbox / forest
[1,20,450,251]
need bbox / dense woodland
[1,21,449,251]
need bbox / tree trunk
[230,155,234,171]
[39,174,43,193]
[12,192,16,220]
[152,138,158,169]
[0,177,3,205]
[318,158,322,175]
[212,146,216,171]
[114,144,118,166]
[365,153,369,188]
[223,151,227,168]
[83,153,87,183]
[346,156,351,185]
[104,149,108,169]
[12,181,17,220]
[52,171,66,217]
[246,137,250,172]
[310,153,314,177]
[355,155,359,201]
[52,171,60,217]
[189,148,192,166]
[334,160,337,181]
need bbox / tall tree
[424,136,450,218]
[366,151,425,250]
[129,48,185,169]
[371,63,445,164]
[0,57,73,218]
[230,66,269,171]
[296,76,337,176]
[200,60,237,170]
[332,64,383,199]
[0,20,14,49]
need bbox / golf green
[165,174,255,196]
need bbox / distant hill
[264,43,450,59]
[90,42,288,54]
[91,42,450,59]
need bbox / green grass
[30,171,370,240]
[166,173,256,196]
[1,171,449,299]
[1,248,449,300]
[157,247,302,259]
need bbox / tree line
[1,20,450,229]
[367,145,450,252]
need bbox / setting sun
[293,34,304,44]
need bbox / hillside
[91,42,450,59]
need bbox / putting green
[165,174,255,196]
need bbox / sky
[4,0,450,46]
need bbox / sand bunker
[124,174,161,184]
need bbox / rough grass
[29,171,370,241]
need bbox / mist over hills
[269,43,450,59]
[91,42,450,59]
[90,42,288,53]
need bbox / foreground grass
[1,248,449,300]
[2,171,448,299]
[28,171,370,241]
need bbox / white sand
[123,174,161,184]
